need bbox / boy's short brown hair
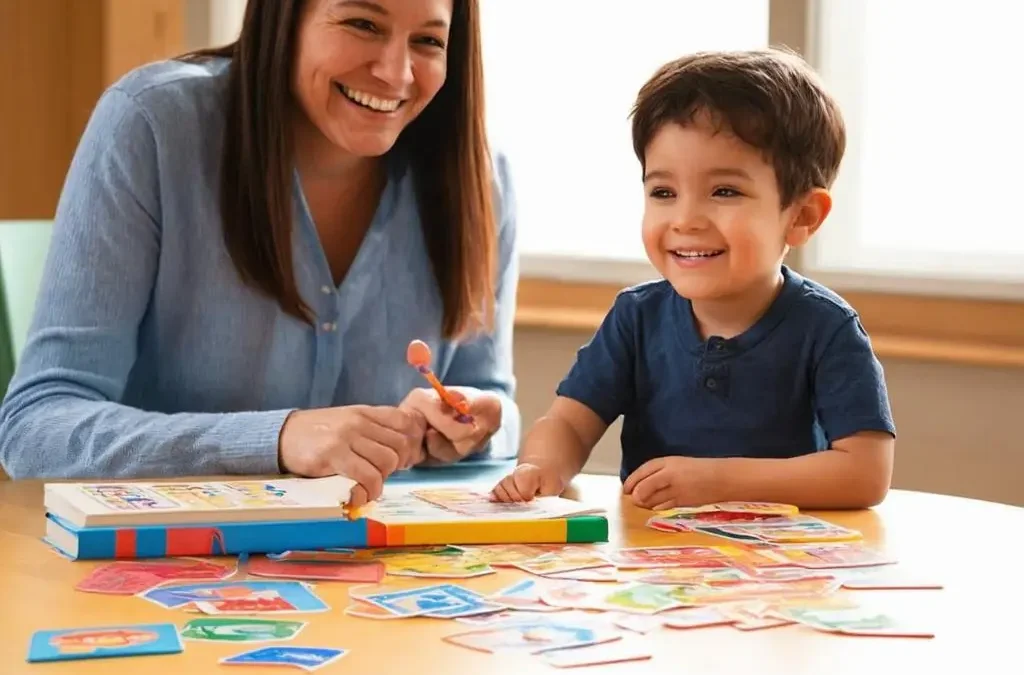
[630,48,845,208]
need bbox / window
[481,0,771,281]
[806,0,1024,299]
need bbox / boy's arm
[713,431,894,508]
[728,314,895,509]
[517,396,610,485]
[510,290,640,489]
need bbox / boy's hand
[623,456,721,510]
[491,463,565,502]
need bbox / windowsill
[514,258,1024,369]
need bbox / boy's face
[640,117,825,304]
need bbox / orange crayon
[406,340,474,423]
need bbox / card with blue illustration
[141,580,328,614]
[351,582,498,618]
[443,616,620,654]
[27,623,183,663]
[220,646,347,671]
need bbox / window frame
[513,0,1024,368]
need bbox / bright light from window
[481,1,771,263]
[810,0,1024,288]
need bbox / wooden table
[1,476,1022,673]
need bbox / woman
[0,0,520,507]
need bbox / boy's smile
[640,115,827,336]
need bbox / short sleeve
[812,315,897,443]
[555,292,638,425]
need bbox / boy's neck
[690,269,785,341]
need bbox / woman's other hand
[400,387,502,465]
[278,405,426,506]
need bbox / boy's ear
[785,188,832,247]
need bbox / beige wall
[514,327,1024,508]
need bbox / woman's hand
[400,387,502,465]
[278,405,426,507]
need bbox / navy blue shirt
[556,266,896,481]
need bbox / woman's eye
[712,187,743,198]
[416,36,446,49]
[649,187,675,199]
[344,18,378,32]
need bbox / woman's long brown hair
[180,0,496,339]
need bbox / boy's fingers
[622,458,662,494]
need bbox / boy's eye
[712,187,743,198]
[649,187,675,199]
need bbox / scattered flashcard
[706,516,862,544]
[775,603,934,638]
[142,580,328,613]
[540,639,653,668]
[247,555,385,582]
[544,566,620,583]
[666,576,841,606]
[220,646,347,671]
[610,613,662,634]
[443,618,621,654]
[832,565,943,590]
[27,623,183,663]
[351,583,495,618]
[542,582,682,615]
[760,543,896,568]
[344,600,429,620]
[634,567,750,585]
[181,617,307,643]
[194,594,298,615]
[74,559,233,595]
[488,579,564,612]
[408,488,603,520]
[461,544,572,567]
[660,606,734,629]
[454,610,522,626]
[646,502,798,532]
[382,549,495,579]
[512,550,610,576]
[718,604,794,631]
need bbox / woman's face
[292,0,454,158]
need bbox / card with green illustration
[180,617,307,643]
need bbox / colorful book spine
[45,513,609,560]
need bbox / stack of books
[42,476,609,560]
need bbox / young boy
[493,49,895,510]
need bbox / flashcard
[194,594,298,615]
[344,600,430,620]
[760,543,896,568]
[660,606,735,629]
[220,646,347,671]
[488,579,564,612]
[461,544,572,566]
[512,551,610,576]
[543,566,620,583]
[610,613,662,634]
[717,604,794,631]
[827,564,943,590]
[443,619,621,654]
[142,581,328,613]
[540,639,653,668]
[542,582,682,615]
[382,550,495,579]
[352,583,489,618]
[180,617,307,643]
[775,603,934,638]
[455,609,522,626]
[27,623,183,663]
[634,567,750,585]
[74,559,233,595]
[665,576,841,606]
[247,556,385,582]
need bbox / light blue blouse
[0,57,520,479]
